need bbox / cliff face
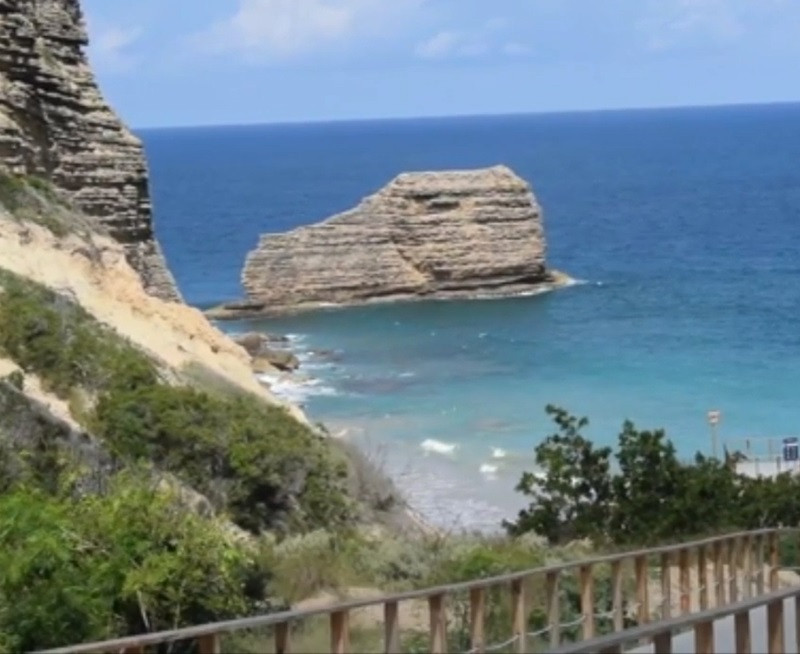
[0,0,180,301]
[240,165,557,315]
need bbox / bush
[0,472,259,652]
[0,173,70,236]
[0,270,352,536]
[508,406,800,548]
[0,270,157,397]
[91,384,352,534]
[256,530,360,604]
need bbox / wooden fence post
[580,565,595,640]
[384,601,400,654]
[713,540,725,607]
[661,551,672,619]
[698,545,709,610]
[734,610,751,654]
[546,571,561,647]
[679,549,691,614]
[694,620,714,654]
[755,534,766,595]
[729,537,739,603]
[330,610,350,654]
[635,555,649,624]
[469,588,485,654]
[429,594,446,654]
[197,634,221,654]
[768,531,780,591]
[742,535,753,600]
[767,598,784,654]
[511,579,527,654]
[653,630,673,654]
[611,561,624,632]
[275,622,291,654]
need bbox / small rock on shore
[232,332,299,372]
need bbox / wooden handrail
[34,527,797,654]
[548,584,800,654]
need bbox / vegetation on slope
[0,173,73,236]
[0,472,259,652]
[0,269,351,534]
[0,268,157,397]
[505,405,800,546]
[2,183,800,651]
[0,266,354,649]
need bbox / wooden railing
[36,528,799,654]
[550,584,800,654]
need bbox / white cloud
[414,30,493,60]
[415,17,531,61]
[86,23,142,73]
[198,0,425,60]
[638,0,745,52]
[415,31,462,59]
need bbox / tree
[670,454,741,537]
[504,406,613,544]
[510,407,800,548]
[737,472,800,529]
[609,421,684,544]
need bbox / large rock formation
[0,0,180,301]
[233,165,563,316]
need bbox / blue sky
[81,0,800,129]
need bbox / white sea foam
[479,463,499,478]
[420,438,458,456]
[257,372,337,405]
[491,447,507,459]
[296,354,337,371]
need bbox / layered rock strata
[0,0,179,301]
[232,165,561,316]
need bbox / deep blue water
[141,104,800,529]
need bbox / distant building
[731,436,800,478]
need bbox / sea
[140,103,800,532]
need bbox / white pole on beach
[707,410,721,459]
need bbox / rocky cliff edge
[0,0,179,301]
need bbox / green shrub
[0,472,259,652]
[91,384,352,534]
[0,270,352,536]
[257,530,361,604]
[508,406,800,548]
[1,369,24,390]
[0,173,28,213]
[0,270,157,397]
[0,173,70,236]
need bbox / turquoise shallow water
[142,104,800,530]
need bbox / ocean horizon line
[134,99,800,134]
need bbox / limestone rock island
[234,165,566,316]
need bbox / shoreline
[233,330,518,535]
[225,330,450,536]
[205,270,577,320]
